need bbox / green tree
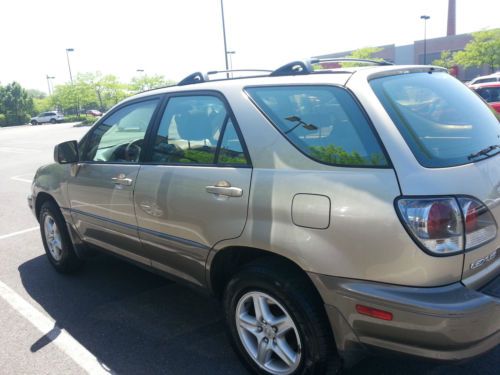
[33,97,54,114]
[51,72,129,113]
[129,74,174,93]
[432,50,456,69]
[95,74,129,109]
[341,46,384,67]
[0,82,34,125]
[454,29,500,72]
[51,84,79,114]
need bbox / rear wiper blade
[467,144,500,160]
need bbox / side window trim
[78,95,164,165]
[141,90,252,168]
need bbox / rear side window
[476,87,500,103]
[371,72,500,168]
[246,86,388,167]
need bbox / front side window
[371,72,500,167]
[151,95,249,165]
[81,99,159,163]
[246,86,388,167]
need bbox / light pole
[46,75,55,96]
[420,15,430,65]
[65,48,74,83]
[227,51,235,77]
[220,0,229,78]
[65,48,79,116]
[136,69,146,90]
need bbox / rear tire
[223,259,341,375]
[39,201,83,273]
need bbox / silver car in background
[29,60,499,374]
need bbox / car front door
[134,93,252,286]
[68,97,162,264]
[39,112,50,123]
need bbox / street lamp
[46,75,55,96]
[420,15,430,65]
[220,0,230,78]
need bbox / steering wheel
[122,139,142,162]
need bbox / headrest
[175,111,212,141]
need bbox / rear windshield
[371,72,500,168]
[246,86,389,167]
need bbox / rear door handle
[206,181,243,197]
[112,174,133,186]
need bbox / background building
[316,0,492,81]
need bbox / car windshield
[371,72,500,167]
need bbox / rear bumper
[308,272,500,363]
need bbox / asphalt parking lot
[0,123,498,374]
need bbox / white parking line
[11,175,33,183]
[0,280,113,374]
[0,227,39,240]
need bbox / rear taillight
[396,196,497,255]
[458,197,497,249]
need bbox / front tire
[224,259,340,375]
[50,118,57,124]
[31,120,38,125]
[39,201,83,273]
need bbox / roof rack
[270,57,393,77]
[177,69,272,86]
[177,58,394,86]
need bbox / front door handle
[112,174,133,186]
[206,180,243,197]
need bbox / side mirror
[54,140,79,164]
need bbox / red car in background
[471,82,500,113]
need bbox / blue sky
[1,0,499,92]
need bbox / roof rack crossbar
[270,57,394,77]
[207,69,272,75]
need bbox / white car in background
[30,111,64,125]
[468,72,500,87]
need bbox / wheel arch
[207,246,322,302]
[35,192,60,221]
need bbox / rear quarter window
[245,85,389,167]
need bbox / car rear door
[68,96,162,265]
[134,93,252,286]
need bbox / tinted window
[81,99,159,163]
[152,95,243,165]
[371,72,500,168]
[476,87,500,103]
[246,86,388,167]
